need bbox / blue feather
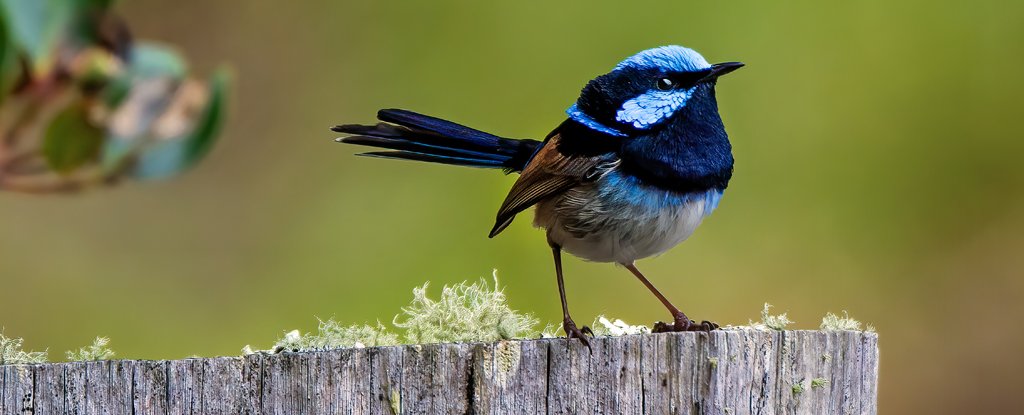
[615,87,697,129]
[613,45,711,73]
[565,104,627,137]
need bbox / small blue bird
[333,45,742,347]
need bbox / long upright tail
[333,109,541,173]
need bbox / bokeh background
[2,0,1022,412]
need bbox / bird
[332,45,743,347]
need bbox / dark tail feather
[333,109,541,173]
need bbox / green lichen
[271,320,398,353]
[0,329,48,365]
[393,273,537,344]
[822,353,832,362]
[389,389,401,414]
[792,381,805,395]
[820,311,869,331]
[66,337,115,361]
[811,378,829,389]
[708,357,719,369]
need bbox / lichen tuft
[270,320,398,353]
[820,311,872,331]
[66,337,115,361]
[792,381,805,395]
[393,271,537,344]
[0,329,48,365]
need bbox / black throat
[617,83,734,193]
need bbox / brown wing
[488,132,609,237]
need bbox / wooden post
[1,330,878,414]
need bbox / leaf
[99,71,131,107]
[99,76,176,173]
[43,104,104,174]
[181,68,230,165]
[133,68,229,179]
[0,0,74,74]
[129,42,187,80]
[0,4,20,104]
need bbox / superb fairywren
[333,46,743,347]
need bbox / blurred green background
[2,0,1023,412]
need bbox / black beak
[706,62,745,80]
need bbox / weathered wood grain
[0,331,879,414]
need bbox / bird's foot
[563,317,593,350]
[652,313,718,333]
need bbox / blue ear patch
[566,104,627,137]
[615,87,696,129]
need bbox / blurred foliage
[0,0,228,193]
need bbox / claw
[652,314,719,333]
[563,318,593,351]
[697,320,720,331]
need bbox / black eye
[656,78,674,91]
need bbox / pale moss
[761,303,793,330]
[539,322,562,339]
[721,303,793,331]
[591,315,650,336]
[272,320,398,353]
[247,272,537,354]
[393,272,538,344]
[66,337,115,361]
[732,303,793,331]
[811,378,829,389]
[541,315,650,339]
[820,311,867,331]
[0,329,48,365]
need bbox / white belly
[533,175,723,264]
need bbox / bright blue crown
[613,45,711,73]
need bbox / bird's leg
[622,262,718,333]
[551,243,592,348]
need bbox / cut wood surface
[1,330,878,414]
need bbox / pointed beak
[706,62,745,80]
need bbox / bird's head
[567,45,743,137]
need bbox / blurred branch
[0,0,229,194]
